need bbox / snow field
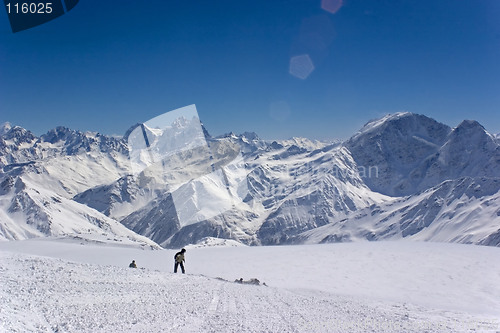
[1,239,499,332]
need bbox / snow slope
[296,177,500,246]
[0,175,159,249]
[1,240,499,332]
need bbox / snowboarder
[174,248,186,274]
[129,260,137,268]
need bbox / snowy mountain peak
[2,125,37,144]
[219,131,238,139]
[452,119,490,137]
[41,126,81,144]
[0,122,12,136]
[445,119,495,151]
[351,112,412,138]
[350,112,450,143]
[39,125,128,156]
[216,131,259,142]
[240,131,259,141]
[346,113,453,196]
[171,116,193,129]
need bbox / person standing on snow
[174,248,186,274]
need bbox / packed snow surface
[1,239,499,332]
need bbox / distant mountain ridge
[1,113,499,247]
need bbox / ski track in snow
[1,251,499,333]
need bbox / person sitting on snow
[129,260,137,268]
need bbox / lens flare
[321,0,343,14]
[289,54,315,79]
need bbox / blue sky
[1,0,499,140]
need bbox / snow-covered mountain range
[1,112,499,248]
